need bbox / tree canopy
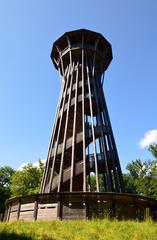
[149,143,157,159]
[0,160,44,216]
[10,161,44,197]
[124,144,157,198]
[0,166,15,214]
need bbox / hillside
[0,219,157,240]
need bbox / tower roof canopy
[51,29,112,74]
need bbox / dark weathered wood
[33,198,38,221]
[91,75,112,191]
[82,33,87,192]
[4,192,157,221]
[58,63,75,192]
[86,63,99,191]
[40,78,66,193]
[40,28,124,195]
[70,61,79,192]
[17,200,21,220]
[6,203,11,222]
[98,81,125,192]
[48,66,71,192]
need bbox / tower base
[4,192,157,222]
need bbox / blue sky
[0,0,157,171]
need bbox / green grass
[0,219,157,240]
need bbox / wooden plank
[86,63,99,191]
[33,200,38,221]
[17,200,21,220]
[90,62,112,191]
[58,62,75,192]
[9,212,18,221]
[82,33,87,192]
[70,61,79,192]
[20,203,34,211]
[19,211,34,221]
[40,77,66,193]
[6,203,11,222]
[48,65,71,192]
[98,79,124,192]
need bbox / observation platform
[51,29,112,75]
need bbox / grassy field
[0,219,157,240]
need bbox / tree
[125,157,157,199]
[0,166,15,215]
[10,161,44,197]
[123,173,137,194]
[149,143,157,159]
[126,159,144,178]
[0,184,7,215]
[124,144,157,198]
[0,166,15,187]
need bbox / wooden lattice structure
[40,29,124,194]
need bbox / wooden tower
[40,29,124,194]
[5,29,157,222]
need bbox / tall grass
[0,219,157,240]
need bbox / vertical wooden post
[33,197,38,221]
[85,195,89,219]
[86,62,99,192]
[58,63,75,192]
[98,84,124,192]
[82,33,86,192]
[6,203,11,222]
[70,61,79,192]
[40,74,66,193]
[57,196,62,220]
[90,37,113,191]
[48,65,71,192]
[17,199,21,220]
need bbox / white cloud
[17,159,46,171]
[18,162,29,171]
[33,159,46,168]
[139,129,157,149]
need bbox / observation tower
[5,29,157,221]
[40,29,124,194]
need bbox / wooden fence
[4,192,157,221]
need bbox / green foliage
[0,184,8,215]
[124,144,157,198]
[126,159,144,178]
[125,156,157,198]
[123,173,137,194]
[88,174,96,191]
[10,161,44,197]
[0,161,44,216]
[0,166,15,187]
[0,220,157,240]
[149,143,157,159]
[0,166,15,214]
[87,174,105,191]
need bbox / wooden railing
[4,192,157,222]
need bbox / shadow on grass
[0,232,32,240]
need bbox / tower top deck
[51,29,112,75]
